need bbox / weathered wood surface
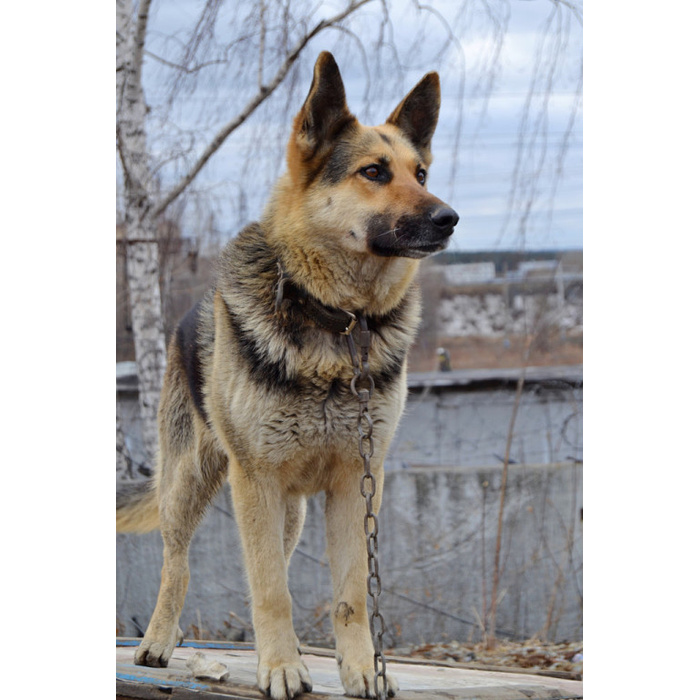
[116,639,583,700]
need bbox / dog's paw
[134,628,183,668]
[257,660,313,699]
[135,639,174,668]
[339,663,398,698]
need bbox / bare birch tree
[117,0,167,462]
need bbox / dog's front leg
[325,467,398,698]
[228,464,312,700]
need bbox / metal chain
[345,315,388,700]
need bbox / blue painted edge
[116,638,254,651]
[116,670,210,691]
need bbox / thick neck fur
[261,173,420,317]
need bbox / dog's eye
[359,163,391,183]
[417,168,427,186]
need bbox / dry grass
[389,638,583,680]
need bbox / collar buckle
[341,311,357,336]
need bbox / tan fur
[116,51,458,699]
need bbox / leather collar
[274,262,358,335]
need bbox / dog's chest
[260,381,360,450]
[245,376,401,469]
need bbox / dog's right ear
[292,52,356,163]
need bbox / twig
[227,610,254,632]
[487,338,532,649]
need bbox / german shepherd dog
[117,51,458,699]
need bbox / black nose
[430,206,459,230]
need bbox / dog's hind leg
[135,437,226,668]
[228,463,313,700]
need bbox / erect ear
[293,52,356,160]
[386,72,441,157]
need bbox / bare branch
[258,1,267,89]
[143,49,231,76]
[410,2,467,203]
[153,0,374,219]
[161,0,227,111]
[544,64,582,234]
[411,3,456,63]
[469,0,510,133]
[496,0,580,247]
[487,337,532,649]
[116,123,134,189]
[549,0,583,25]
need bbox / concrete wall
[387,383,582,470]
[117,379,583,646]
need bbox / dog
[117,51,458,699]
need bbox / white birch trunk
[116,399,133,481]
[117,0,165,464]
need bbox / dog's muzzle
[368,205,459,259]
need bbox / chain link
[346,315,388,700]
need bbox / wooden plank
[116,639,583,700]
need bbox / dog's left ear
[386,72,441,159]
[293,52,356,160]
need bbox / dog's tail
[117,479,160,533]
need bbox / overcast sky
[138,0,583,252]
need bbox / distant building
[443,262,496,285]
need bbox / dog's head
[284,51,459,260]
